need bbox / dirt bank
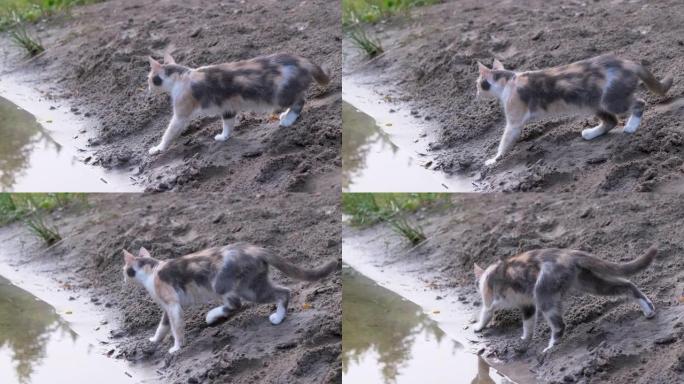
[0,193,341,384]
[343,193,684,384]
[343,0,684,193]
[1,0,340,192]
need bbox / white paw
[149,336,159,343]
[644,309,656,319]
[473,324,485,332]
[623,117,641,133]
[279,110,298,127]
[581,127,602,140]
[542,345,554,353]
[148,145,164,155]
[214,133,230,142]
[269,312,285,325]
[484,158,497,166]
[206,307,225,324]
[168,345,181,354]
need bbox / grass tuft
[24,214,61,245]
[343,193,447,245]
[9,23,44,56]
[0,0,100,31]
[342,0,442,25]
[347,26,383,57]
[0,193,86,245]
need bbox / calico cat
[473,246,657,352]
[146,52,329,155]
[122,243,338,354]
[475,55,673,165]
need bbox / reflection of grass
[0,0,100,30]
[343,193,447,244]
[342,268,447,382]
[343,0,441,25]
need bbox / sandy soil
[1,0,341,192]
[0,193,341,384]
[343,0,684,193]
[343,194,684,384]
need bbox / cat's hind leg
[582,111,618,140]
[577,269,655,318]
[149,311,170,343]
[520,304,536,342]
[279,96,304,127]
[215,111,236,142]
[624,98,645,133]
[268,286,290,325]
[206,295,242,326]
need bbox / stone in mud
[654,335,677,345]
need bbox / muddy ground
[1,0,340,192]
[344,194,684,384]
[0,193,341,384]
[343,0,684,193]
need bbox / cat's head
[122,247,158,283]
[474,262,494,306]
[475,59,506,99]
[146,53,179,95]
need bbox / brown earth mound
[2,0,341,192]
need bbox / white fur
[623,115,641,133]
[639,298,655,318]
[206,306,226,324]
[215,116,234,141]
[582,123,606,140]
[269,302,287,325]
[279,108,299,127]
[521,316,535,341]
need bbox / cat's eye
[480,79,490,91]
[152,75,162,86]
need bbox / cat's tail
[576,246,657,276]
[261,252,338,281]
[302,59,330,86]
[636,65,673,96]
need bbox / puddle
[0,227,158,383]
[342,78,474,192]
[0,77,140,192]
[0,274,148,384]
[343,266,514,384]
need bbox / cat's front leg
[166,303,185,354]
[473,307,493,332]
[485,123,522,166]
[149,115,188,155]
[149,311,170,343]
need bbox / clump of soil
[343,0,684,193]
[2,0,341,192]
[345,193,684,383]
[1,193,341,384]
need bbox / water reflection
[342,267,513,384]
[0,275,75,384]
[0,97,61,190]
[342,101,398,191]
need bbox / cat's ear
[148,56,162,72]
[477,62,490,76]
[492,59,504,71]
[163,52,176,65]
[138,247,151,258]
[122,249,136,265]
[474,263,485,280]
